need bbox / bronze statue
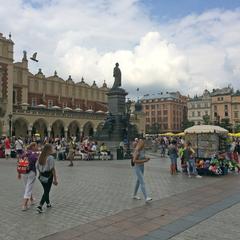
[112,63,121,89]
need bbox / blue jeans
[187,159,197,175]
[133,164,147,199]
[169,155,177,165]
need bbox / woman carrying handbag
[132,139,152,203]
[36,144,58,213]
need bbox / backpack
[17,157,30,174]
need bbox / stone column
[47,126,51,138]
[28,126,32,137]
[64,128,68,139]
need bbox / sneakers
[46,204,52,208]
[37,206,43,213]
[133,195,141,200]
[145,197,152,203]
[22,206,28,211]
[30,198,36,205]
[195,175,202,178]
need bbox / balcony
[13,106,106,120]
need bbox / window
[234,105,238,110]
[31,98,37,107]
[152,118,156,122]
[234,112,239,119]
[225,112,228,117]
[191,104,195,109]
[157,104,160,109]
[224,105,228,110]
[151,105,155,110]
[214,112,218,117]
[13,90,16,104]
[145,105,149,110]
[197,104,201,108]
[146,118,150,123]
[157,111,161,115]
[163,117,168,122]
[151,111,155,116]
[205,103,208,108]
[146,112,149,116]
[198,111,201,117]
[192,111,195,117]
[214,105,217,111]
[163,110,168,115]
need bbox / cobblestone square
[0,153,221,240]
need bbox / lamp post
[8,113,12,137]
[125,99,132,158]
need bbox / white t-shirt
[15,139,24,150]
[37,155,55,173]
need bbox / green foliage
[219,118,232,131]
[234,123,240,132]
[149,122,161,134]
[182,119,194,130]
[202,114,211,125]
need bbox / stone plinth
[107,88,128,115]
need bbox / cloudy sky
[1,0,240,97]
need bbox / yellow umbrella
[35,133,40,137]
[164,132,175,136]
[175,132,185,136]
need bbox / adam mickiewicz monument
[98,63,129,141]
[112,63,121,89]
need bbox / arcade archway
[83,121,94,137]
[52,120,65,138]
[68,121,80,140]
[32,118,48,137]
[13,118,29,137]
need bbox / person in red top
[4,136,11,159]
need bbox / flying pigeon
[30,52,38,62]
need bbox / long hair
[27,142,37,151]
[38,144,52,166]
[136,139,144,151]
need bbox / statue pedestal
[97,88,128,142]
[107,88,128,115]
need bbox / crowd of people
[1,133,240,212]
[150,136,240,177]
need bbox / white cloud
[0,1,240,97]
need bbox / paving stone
[0,153,235,240]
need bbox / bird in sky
[30,52,38,62]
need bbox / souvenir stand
[184,125,231,176]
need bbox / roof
[184,125,228,134]
[141,92,179,101]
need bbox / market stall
[184,125,229,158]
[183,125,235,176]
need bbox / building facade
[141,92,187,133]
[211,87,240,128]
[187,90,211,125]
[187,87,240,130]
[0,33,144,138]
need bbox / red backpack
[17,157,30,174]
